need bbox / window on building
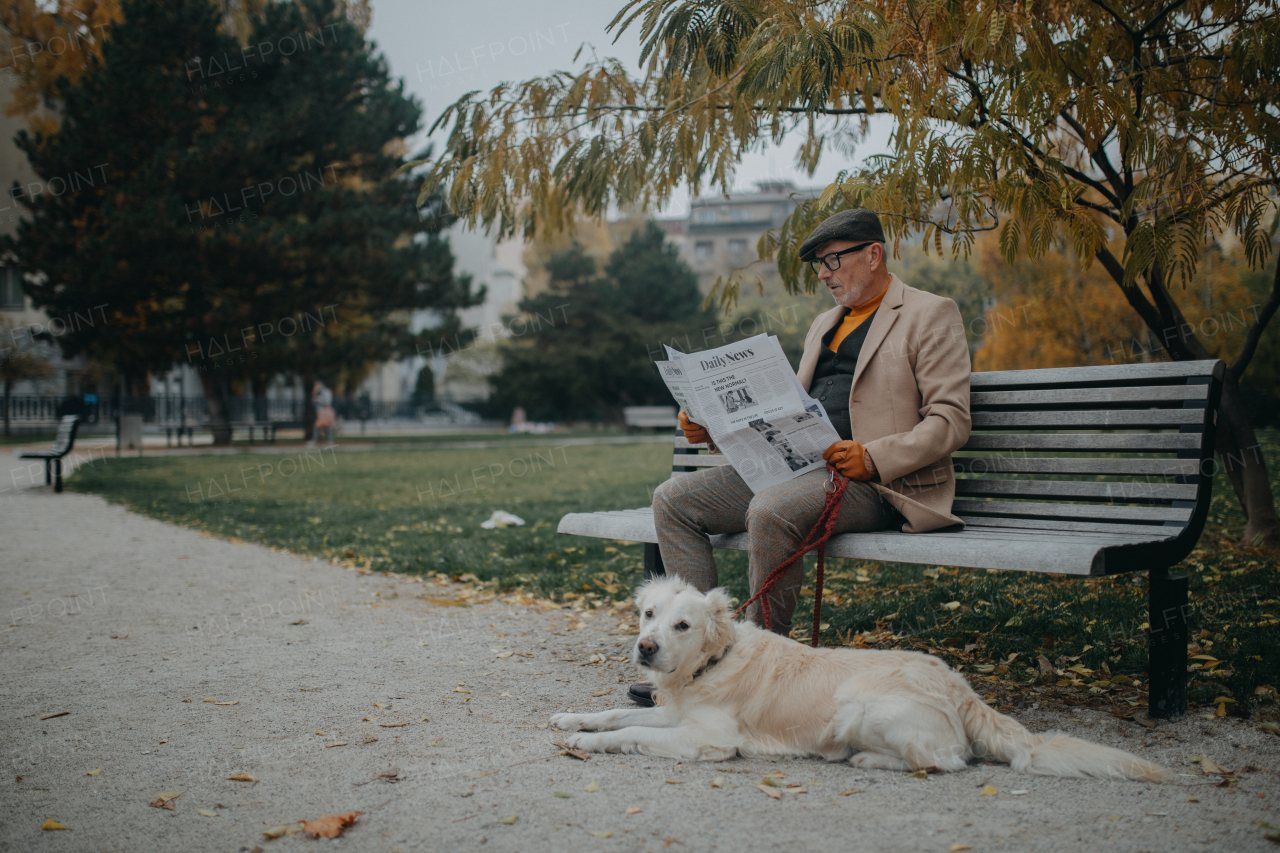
[695,209,719,223]
[730,207,754,222]
[0,267,23,310]
[694,241,714,261]
[728,239,748,253]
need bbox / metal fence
[0,395,478,430]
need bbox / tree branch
[1138,0,1192,36]
[1229,257,1280,382]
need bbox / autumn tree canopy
[417,0,1280,548]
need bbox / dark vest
[807,309,878,441]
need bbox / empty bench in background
[623,406,679,431]
[15,414,81,493]
[559,360,1226,719]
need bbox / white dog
[551,577,1169,782]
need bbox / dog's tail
[961,695,1171,783]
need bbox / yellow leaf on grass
[86,768,101,776]
[943,601,960,610]
[227,773,255,782]
[197,809,219,817]
[498,814,518,825]
[154,791,180,803]
[325,741,347,748]
[590,831,612,838]
[553,791,573,798]
[980,785,997,796]
[584,781,600,792]
[40,819,67,831]
[1260,722,1280,736]
[758,778,779,787]
[908,770,928,778]
[755,783,782,799]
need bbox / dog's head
[632,577,734,681]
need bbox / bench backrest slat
[971,409,1203,429]
[961,433,1201,452]
[954,479,1198,503]
[51,415,79,454]
[953,457,1199,476]
[970,384,1209,407]
[969,361,1216,386]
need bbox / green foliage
[3,0,479,402]
[489,221,714,421]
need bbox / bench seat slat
[969,360,1220,387]
[970,385,1208,407]
[956,515,1178,536]
[971,409,1203,429]
[952,499,1191,523]
[953,456,1200,476]
[960,433,1200,452]
[954,479,1198,503]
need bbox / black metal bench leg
[643,543,666,580]
[54,458,63,493]
[1148,567,1188,719]
[44,460,51,485]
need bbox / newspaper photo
[655,335,842,493]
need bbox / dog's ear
[634,577,661,613]
[701,587,735,653]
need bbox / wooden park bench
[558,360,1226,719]
[16,414,80,493]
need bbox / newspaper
[656,335,841,493]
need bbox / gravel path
[2,471,1278,852]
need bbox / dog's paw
[550,713,586,732]
[565,732,599,752]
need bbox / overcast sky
[366,0,894,217]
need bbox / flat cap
[798,209,886,262]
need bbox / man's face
[814,239,885,308]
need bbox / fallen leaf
[453,689,470,694]
[380,722,410,728]
[1187,797,1200,803]
[197,809,219,817]
[665,779,685,784]
[203,698,216,703]
[950,846,972,852]
[755,783,782,799]
[362,736,378,744]
[1010,789,1029,796]
[39,711,69,720]
[980,785,997,796]
[1260,722,1280,737]
[553,742,591,760]
[710,777,725,788]
[1200,757,1231,776]
[590,831,612,838]
[291,619,308,625]
[839,789,864,796]
[373,702,385,708]
[227,773,255,782]
[498,814,518,825]
[149,791,180,809]
[40,819,66,831]
[584,780,600,792]
[591,689,612,697]
[325,741,347,748]
[214,701,238,706]
[86,769,101,776]
[300,811,363,839]
[908,770,928,779]
[553,791,574,798]
[495,651,514,658]
[262,824,303,838]
[626,807,642,814]
[758,778,779,787]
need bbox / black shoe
[627,682,656,707]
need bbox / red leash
[735,464,849,647]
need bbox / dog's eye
[675,621,690,631]
[644,610,653,619]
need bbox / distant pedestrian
[310,380,336,447]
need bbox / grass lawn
[69,431,1279,715]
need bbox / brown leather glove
[678,410,714,449]
[822,439,876,481]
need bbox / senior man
[631,209,971,706]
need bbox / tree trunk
[1215,372,1280,548]
[1098,248,1280,550]
[301,368,316,442]
[199,372,234,447]
[3,378,10,436]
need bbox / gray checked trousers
[651,464,899,635]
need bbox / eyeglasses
[808,242,875,274]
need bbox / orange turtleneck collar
[827,287,887,352]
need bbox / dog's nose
[637,639,658,656]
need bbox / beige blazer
[797,273,972,532]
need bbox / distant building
[661,180,820,292]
